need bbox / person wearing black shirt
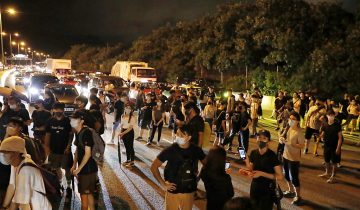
[110,92,125,144]
[70,111,98,210]
[45,102,73,194]
[299,92,309,127]
[200,146,234,210]
[136,94,156,141]
[242,130,283,210]
[318,109,342,183]
[135,87,145,126]
[214,102,226,147]
[31,99,52,142]
[151,126,205,210]
[90,88,102,107]
[274,91,287,130]
[171,100,185,140]
[222,106,241,151]
[43,90,56,111]
[183,102,204,147]
[7,97,31,136]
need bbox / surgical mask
[9,104,17,110]
[157,102,162,106]
[288,119,296,127]
[0,153,12,165]
[258,141,267,149]
[70,119,80,128]
[124,108,131,115]
[176,137,187,145]
[54,112,63,118]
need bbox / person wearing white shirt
[0,136,51,210]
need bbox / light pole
[0,7,16,70]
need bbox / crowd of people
[0,82,358,210]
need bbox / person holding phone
[243,130,284,210]
[200,146,234,210]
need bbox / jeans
[149,122,164,142]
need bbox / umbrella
[0,87,29,103]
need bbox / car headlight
[30,87,39,94]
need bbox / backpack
[23,135,44,165]
[79,127,105,166]
[19,162,62,207]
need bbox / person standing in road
[226,89,235,114]
[250,95,260,136]
[292,92,301,114]
[119,104,136,167]
[274,91,287,130]
[136,94,155,141]
[281,112,305,205]
[214,102,226,146]
[6,97,31,136]
[151,126,206,210]
[110,92,125,144]
[31,99,52,144]
[70,111,98,210]
[135,86,145,126]
[346,98,359,135]
[44,102,73,197]
[203,99,216,126]
[318,109,343,183]
[242,130,283,210]
[200,146,234,210]
[147,98,166,146]
[183,102,205,147]
[0,136,52,210]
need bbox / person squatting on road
[151,125,205,210]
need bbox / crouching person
[70,111,98,210]
[151,125,206,210]
[0,136,52,210]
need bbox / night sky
[0,0,357,56]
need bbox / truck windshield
[56,69,71,75]
[136,69,156,78]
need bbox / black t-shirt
[240,111,251,129]
[0,163,11,190]
[216,110,226,132]
[74,127,98,175]
[32,109,52,128]
[143,102,156,121]
[231,111,241,131]
[275,98,287,111]
[339,99,349,114]
[323,122,342,150]
[187,115,205,145]
[90,109,105,135]
[114,100,124,122]
[158,143,206,193]
[249,149,280,195]
[91,95,102,107]
[46,117,72,154]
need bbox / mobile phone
[225,162,230,170]
[238,147,246,160]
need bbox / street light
[2,32,19,57]
[0,7,17,69]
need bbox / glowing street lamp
[0,7,17,69]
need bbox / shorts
[305,127,319,140]
[324,147,340,164]
[48,154,69,169]
[78,173,97,194]
[140,119,151,129]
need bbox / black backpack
[19,162,62,207]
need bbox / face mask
[176,137,187,145]
[0,153,12,165]
[258,141,267,149]
[54,112,63,118]
[124,108,131,115]
[157,102,162,106]
[288,119,296,127]
[70,119,80,128]
[9,104,17,110]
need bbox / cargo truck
[111,61,157,82]
[46,59,72,79]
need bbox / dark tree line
[63,0,360,98]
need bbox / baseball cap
[70,110,86,119]
[256,129,271,141]
[0,136,27,154]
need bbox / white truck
[46,59,72,79]
[111,61,157,82]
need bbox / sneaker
[283,191,296,198]
[318,173,330,178]
[327,176,335,183]
[157,141,161,146]
[125,161,134,168]
[337,163,342,168]
[135,137,143,141]
[291,196,302,205]
[146,142,151,146]
[122,161,130,166]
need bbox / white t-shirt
[10,158,52,210]
[120,115,136,129]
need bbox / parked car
[88,75,129,95]
[28,73,59,103]
[45,83,79,116]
